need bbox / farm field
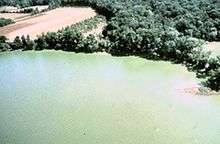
[0,7,97,40]
[0,13,29,21]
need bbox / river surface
[0,50,220,144]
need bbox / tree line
[0,0,50,7]
[0,18,15,27]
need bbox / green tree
[35,35,48,50]
[11,36,23,50]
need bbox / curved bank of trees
[0,0,220,91]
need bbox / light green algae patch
[0,50,220,144]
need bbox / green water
[0,51,220,144]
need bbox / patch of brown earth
[0,7,97,41]
[0,13,29,21]
[0,23,33,35]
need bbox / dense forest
[0,0,220,91]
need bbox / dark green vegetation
[0,0,51,7]
[19,7,40,14]
[0,0,220,91]
[0,17,14,27]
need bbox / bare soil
[0,7,97,41]
[0,13,29,21]
[203,41,220,57]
